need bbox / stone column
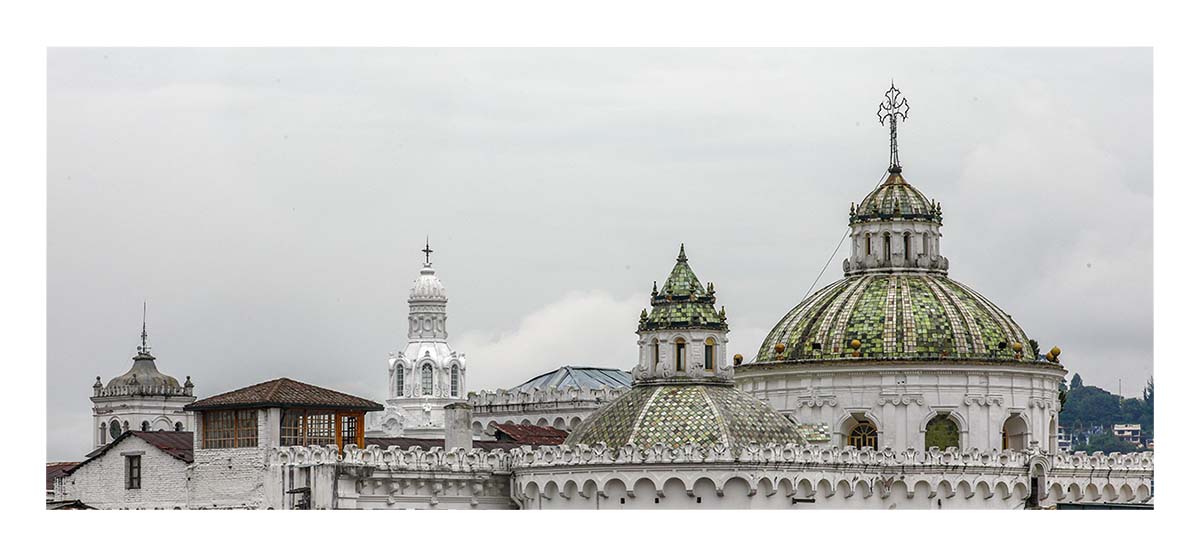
[444,402,473,451]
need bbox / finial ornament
[138,301,150,356]
[877,81,910,173]
[677,243,688,262]
[422,236,434,266]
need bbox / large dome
[756,273,1036,363]
[565,382,807,450]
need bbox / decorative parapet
[1050,451,1154,472]
[92,384,194,398]
[468,386,627,413]
[269,445,512,474]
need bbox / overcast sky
[47,48,1151,460]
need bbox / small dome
[409,265,448,302]
[104,353,183,391]
[852,171,939,222]
[757,273,1042,363]
[565,382,807,450]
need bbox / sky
[46,48,1152,461]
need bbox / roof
[491,423,568,445]
[98,352,189,396]
[46,462,79,491]
[366,437,524,451]
[756,273,1041,363]
[185,377,384,412]
[511,366,631,392]
[66,431,194,478]
[638,244,727,332]
[566,382,808,451]
[851,171,939,223]
[47,499,95,510]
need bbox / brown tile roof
[490,424,568,445]
[184,377,383,412]
[65,431,194,478]
[46,462,80,491]
[366,437,525,451]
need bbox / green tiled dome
[564,382,807,450]
[638,244,727,332]
[757,273,1037,362]
[851,172,941,223]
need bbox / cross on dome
[877,81,910,173]
[422,237,434,266]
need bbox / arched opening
[395,365,405,397]
[450,365,460,397]
[674,338,686,372]
[925,414,961,449]
[653,341,660,369]
[704,338,715,371]
[846,420,878,450]
[421,363,433,396]
[174,422,184,432]
[1002,415,1029,450]
[865,233,872,256]
[141,421,150,432]
[109,420,122,441]
[903,232,911,261]
[883,232,892,260]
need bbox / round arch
[920,409,969,449]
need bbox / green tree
[1078,432,1138,454]
[1070,373,1084,390]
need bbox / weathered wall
[58,435,189,510]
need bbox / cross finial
[877,81,910,173]
[138,301,150,356]
[422,236,433,266]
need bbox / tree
[1070,373,1084,390]
[1078,432,1138,454]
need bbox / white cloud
[457,291,645,391]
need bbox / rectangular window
[125,455,141,489]
[451,370,460,397]
[340,414,360,449]
[280,410,336,447]
[675,342,685,372]
[704,344,714,371]
[201,409,259,448]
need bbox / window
[675,339,686,372]
[174,422,183,432]
[450,366,460,397]
[903,233,911,261]
[421,363,433,396]
[883,232,892,260]
[653,342,660,367]
[340,415,359,448]
[280,410,335,447]
[125,455,141,490]
[109,421,121,441]
[865,233,872,255]
[848,422,878,450]
[704,338,715,371]
[141,421,149,432]
[925,415,961,449]
[201,409,259,448]
[396,365,405,397]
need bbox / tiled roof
[851,171,940,223]
[639,245,727,333]
[185,378,384,412]
[66,431,195,478]
[510,366,631,392]
[46,462,80,491]
[565,382,807,450]
[491,424,568,445]
[756,273,1039,363]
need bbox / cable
[800,170,890,300]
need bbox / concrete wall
[58,435,190,510]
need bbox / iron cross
[877,82,910,173]
[422,237,433,265]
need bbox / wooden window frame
[201,409,259,449]
[125,454,141,490]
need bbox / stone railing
[468,386,627,412]
[93,384,194,398]
[1049,450,1154,471]
[269,445,512,474]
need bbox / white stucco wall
[58,435,190,510]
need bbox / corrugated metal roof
[65,431,195,478]
[510,366,631,392]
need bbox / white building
[56,431,193,510]
[369,241,468,439]
[90,320,195,449]
[1114,424,1143,447]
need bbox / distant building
[1114,424,1143,447]
[469,365,631,435]
[1057,426,1072,453]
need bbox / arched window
[1002,415,1029,450]
[903,232,911,261]
[140,421,150,432]
[704,337,715,371]
[675,338,686,372]
[865,233,872,256]
[450,366,460,397]
[653,341,660,368]
[925,415,961,449]
[923,233,930,256]
[395,365,405,397]
[174,422,184,432]
[421,363,434,396]
[848,422,878,450]
[883,232,892,260]
[109,421,122,441]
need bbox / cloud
[456,291,645,391]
